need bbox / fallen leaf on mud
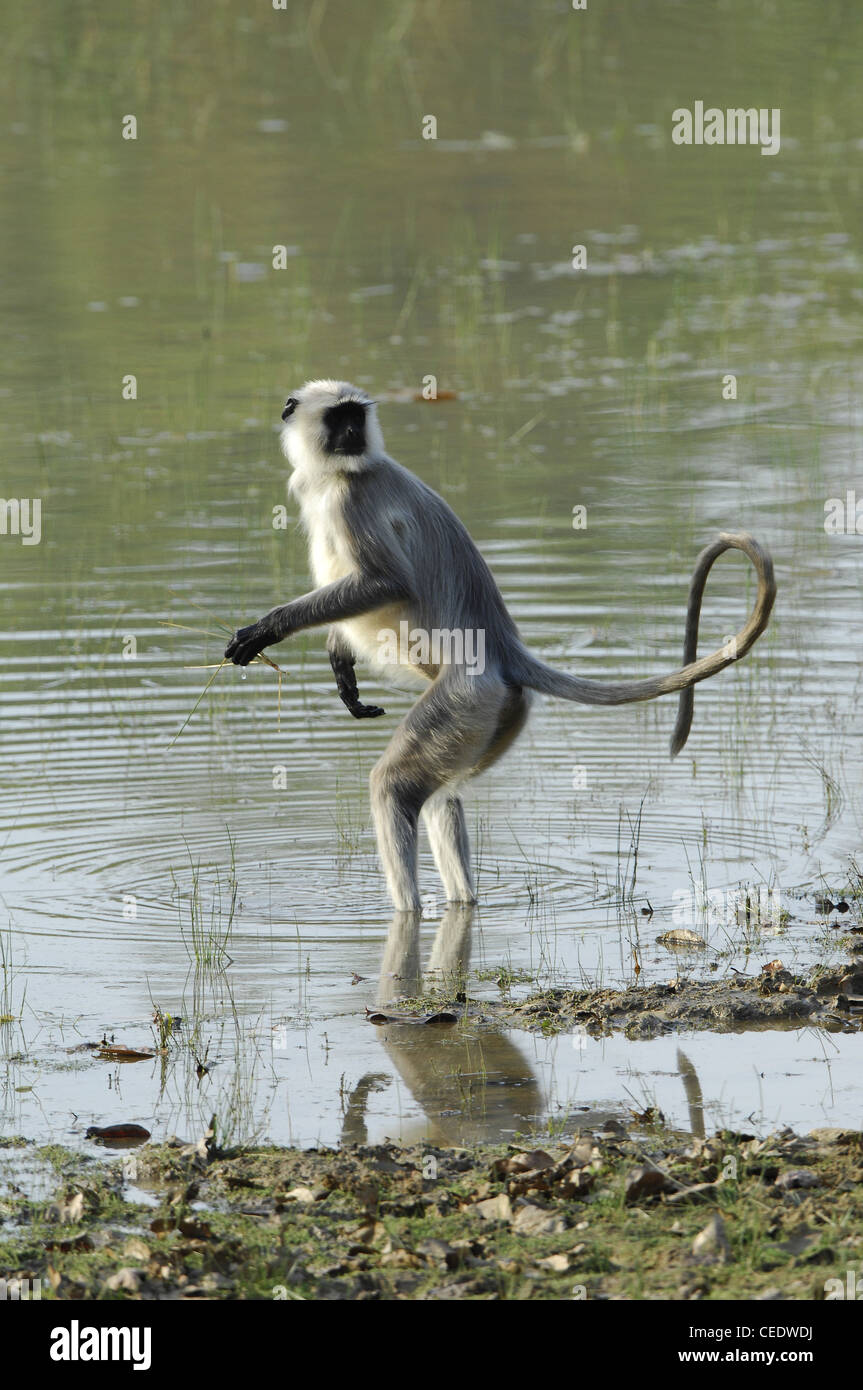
[495,1145,596,1201]
[96,1044,156,1062]
[178,1218,213,1240]
[365,1007,457,1025]
[102,1267,143,1293]
[809,1128,860,1148]
[512,1203,568,1236]
[352,1219,389,1248]
[630,1106,664,1125]
[566,1139,597,1166]
[43,1232,99,1253]
[123,1237,151,1261]
[692,1213,731,1262]
[657,930,706,949]
[490,1149,555,1179]
[624,1165,681,1203]
[380,1248,423,1268]
[86,1123,151,1146]
[774,1168,820,1191]
[666,1182,720,1205]
[282,1186,318,1204]
[536,1253,571,1272]
[558,1169,595,1199]
[46,1192,85,1224]
[415,1238,459,1267]
[474,1193,513,1223]
[537,1245,587,1272]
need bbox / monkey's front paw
[225,624,268,666]
[349,701,385,719]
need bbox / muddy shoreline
[3,957,862,1301]
[2,1120,862,1301]
[485,962,863,1039]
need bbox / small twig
[167,590,235,635]
[168,660,229,748]
[166,605,289,745]
[158,620,228,640]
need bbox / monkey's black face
[322,400,367,456]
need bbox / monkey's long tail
[512,531,776,758]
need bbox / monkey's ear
[281,397,299,421]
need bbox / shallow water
[1,0,862,1152]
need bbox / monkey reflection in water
[340,906,544,1147]
[340,910,711,1147]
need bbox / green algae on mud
[1,1124,862,1301]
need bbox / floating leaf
[365,1006,457,1026]
[657,929,706,949]
[96,1044,156,1062]
[86,1123,151,1146]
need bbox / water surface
[1,0,862,1151]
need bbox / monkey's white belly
[339,605,433,686]
[302,486,431,685]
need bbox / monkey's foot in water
[225,624,268,666]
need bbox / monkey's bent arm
[225,572,407,666]
[327,630,385,720]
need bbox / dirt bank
[2,1119,862,1301]
[489,963,863,1039]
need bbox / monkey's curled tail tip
[669,691,694,760]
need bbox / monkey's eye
[281,397,299,421]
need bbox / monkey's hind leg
[327,630,385,719]
[422,791,475,904]
[424,683,531,904]
[369,673,512,912]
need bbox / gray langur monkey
[225,379,776,912]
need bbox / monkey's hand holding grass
[225,622,274,666]
[225,575,400,718]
